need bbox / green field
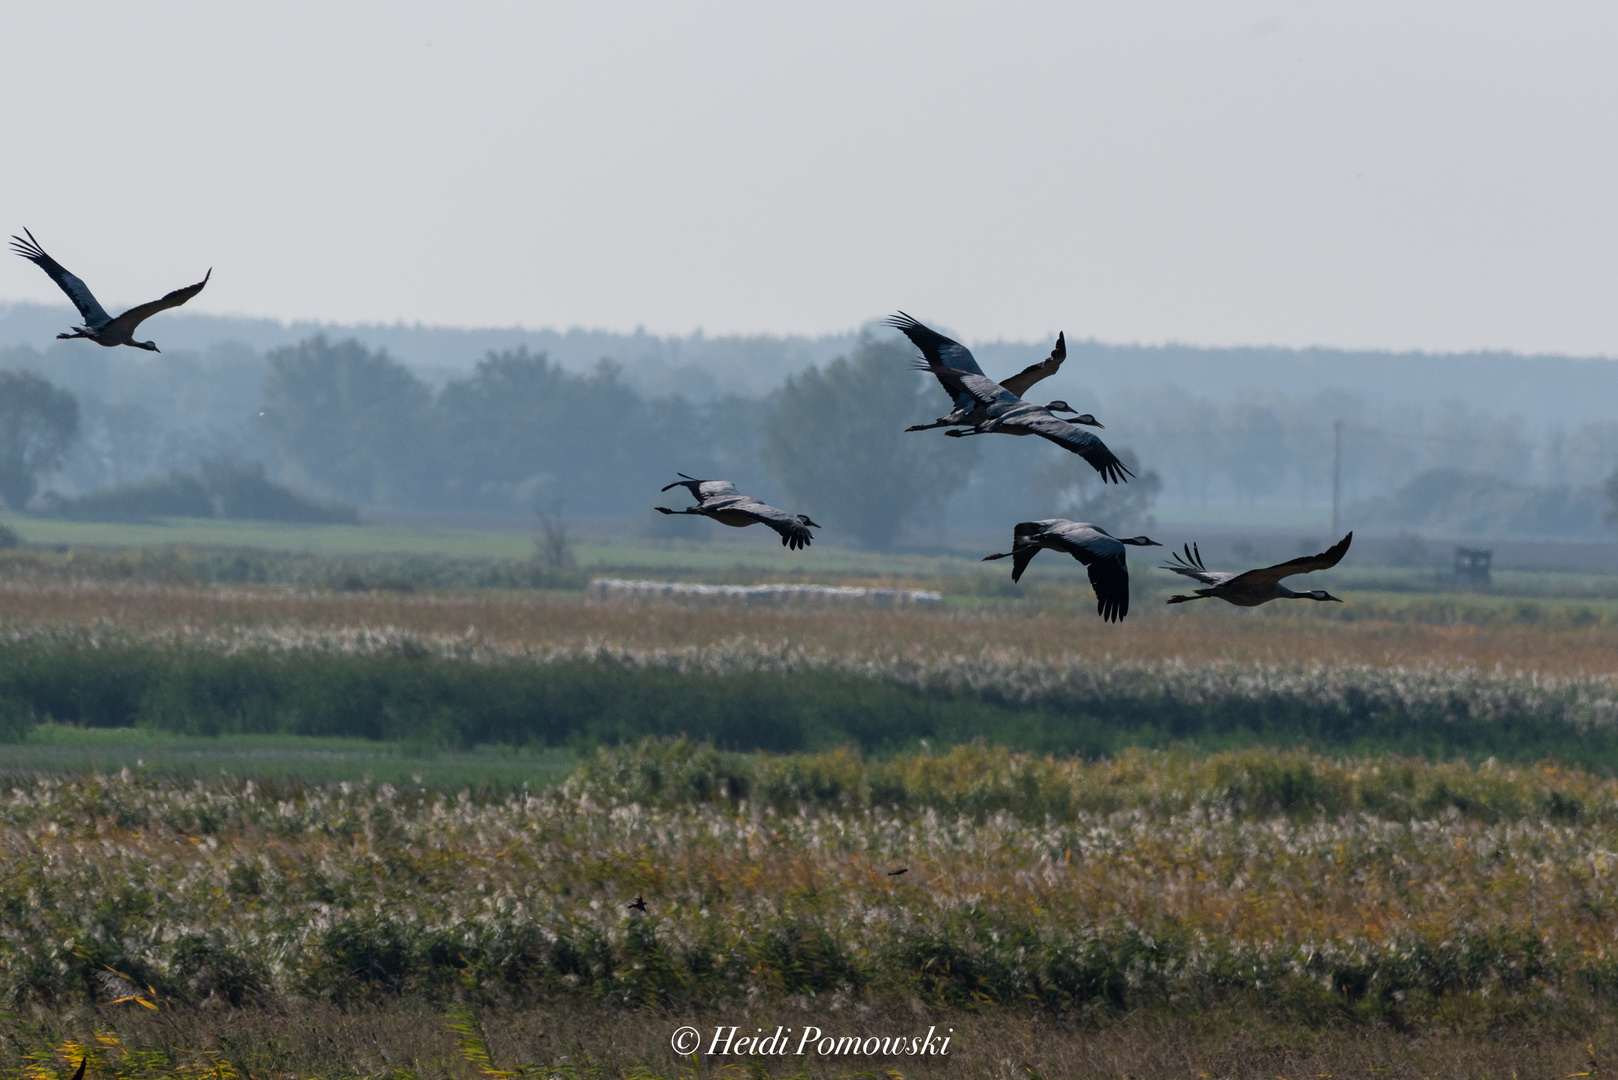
[6,723,578,789]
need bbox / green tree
[763,334,969,549]
[259,337,431,504]
[434,349,650,513]
[0,370,79,510]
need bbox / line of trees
[3,331,1618,544]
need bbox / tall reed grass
[4,740,1618,1030]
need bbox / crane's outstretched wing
[913,362,1016,409]
[733,498,816,550]
[1159,542,1232,586]
[1040,522,1131,622]
[10,229,111,327]
[660,474,740,502]
[106,269,211,337]
[888,311,991,415]
[1084,555,1130,622]
[886,312,983,374]
[999,331,1066,398]
[1023,412,1134,484]
[1225,532,1353,589]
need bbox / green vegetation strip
[0,629,1617,765]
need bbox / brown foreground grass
[1,578,1617,677]
[6,999,1617,1079]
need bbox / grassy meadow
[1,524,1618,1075]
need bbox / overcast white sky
[3,2,1617,354]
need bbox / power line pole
[1331,419,1342,536]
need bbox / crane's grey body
[1162,532,1353,607]
[888,312,1069,431]
[10,229,210,352]
[656,474,821,550]
[983,519,1160,622]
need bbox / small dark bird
[1162,532,1353,607]
[10,229,210,352]
[628,895,647,913]
[656,475,821,550]
[983,519,1161,623]
[887,868,909,876]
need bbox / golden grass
[0,578,1614,677]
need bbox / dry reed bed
[0,579,1615,675]
[6,745,1618,1025]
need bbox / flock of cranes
[9,229,1351,621]
[657,312,1352,622]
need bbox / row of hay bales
[588,578,943,607]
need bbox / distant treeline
[3,328,1618,541]
[4,637,1617,768]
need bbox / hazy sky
[3,2,1618,355]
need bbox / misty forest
[2,305,1618,547]
[0,304,1618,544]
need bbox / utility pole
[1331,419,1342,536]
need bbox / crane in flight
[10,228,210,352]
[982,519,1160,622]
[656,475,822,550]
[1161,533,1352,607]
[890,313,1131,483]
[888,312,1069,432]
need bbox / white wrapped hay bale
[588,579,942,607]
